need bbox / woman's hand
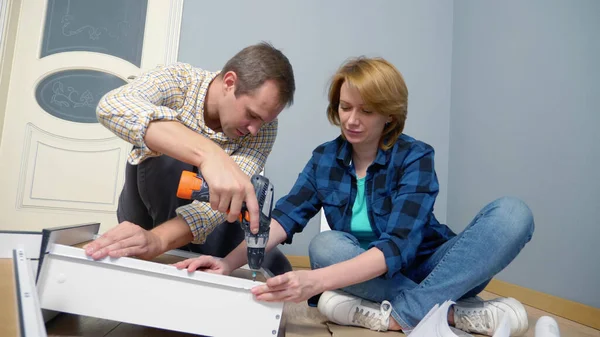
[251,270,325,303]
[173,256,232,275]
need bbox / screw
[272,330,276,335]
[275,315,280,320]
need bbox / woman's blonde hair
[326,57,408,150]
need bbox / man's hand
[198,147,260,234]
[251,270,325,303]
[143,120,260,234]
[173,256,232,275]
[83,221,165,260]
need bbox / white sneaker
[454,297,529,336]
[317,290,393,331]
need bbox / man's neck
[204,76,222,132]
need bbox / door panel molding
[16,123,124,213]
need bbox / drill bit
[252,271,257,281]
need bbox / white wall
[177,0,599,309]
[449,0,600,308]
[177,0,454,256]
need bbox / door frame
[0,0,10,62]
[0,0,19,146]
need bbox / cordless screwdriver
[176,170,274,281]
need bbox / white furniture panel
[37,244,284,337]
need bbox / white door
[0,0,183,232]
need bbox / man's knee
[262,247,292,276]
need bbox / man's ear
[222,71,237,94]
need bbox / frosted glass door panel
[40,0,148,66]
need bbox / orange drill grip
[226,210,250,223]
[177,171,203,200]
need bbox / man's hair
[326,56,408,150]
[221,42,295,108]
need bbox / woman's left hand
[251,270,324,303]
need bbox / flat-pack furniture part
[0,247,48,337]
[2,222,284,336]
[0,231,43,278]
[37,244,284,337]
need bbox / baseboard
[286,255,311,269]
[485,279,599,330]
[285,255,599,330]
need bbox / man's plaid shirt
[272,134,455,279]
[96,63,277,244]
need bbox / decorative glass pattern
[40,0,148,66]
[35,69,126,123]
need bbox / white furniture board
[0,231,43,258]
[37,244,284,337]
[13,247,48,337]
[1,231,43,282]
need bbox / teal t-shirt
[350,176,377,250]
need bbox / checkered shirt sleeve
[368,144,439,278]
[176,120,278,244]
[96,63,205,165]
[271,150,322,241]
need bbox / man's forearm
[145,120,219,168]
[151,215,194,254]
[314,247,388,291]
[223,219,289,270]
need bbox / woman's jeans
[308,197,535,330]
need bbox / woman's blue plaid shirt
[272,133,456,279]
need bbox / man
[83,42,295,275]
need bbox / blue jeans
[308,197,534,330]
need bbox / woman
[175,57,534,336]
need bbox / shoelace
[457,309,493,334]
[351,300,392,331]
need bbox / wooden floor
[0,259,19,337]
[26,253,599,337]
[43,288,599,337]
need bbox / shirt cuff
[369,238,403,279]
[271,209,295,244]
[175,202,226,244]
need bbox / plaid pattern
[97,63,278,244]
[272,134,455,279]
